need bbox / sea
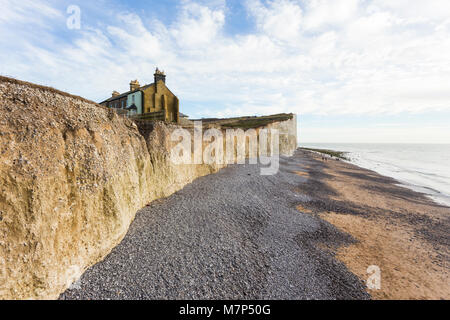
[299,143,450,207]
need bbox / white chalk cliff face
[0,77,297,299]
[0,78,155,299]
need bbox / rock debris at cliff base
[61,152,370,300]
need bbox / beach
[61,149,449,300]
[296,149,449,299]
[300,143,450,207]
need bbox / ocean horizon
[299,143,450,207]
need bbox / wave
[300,143,450,207]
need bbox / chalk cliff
[0,77,297,299]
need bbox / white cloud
[1,0,450,130]
[246,0,303,42]
[302,0,359,31]
[107,14,162,59]
[373,0,450,22]
[171,1,225,48]
[0,0,62,26]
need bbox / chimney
[112,90,120,97]
[154,67,166,84]
[130,80,140,91]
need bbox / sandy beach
[61,149,449,300]
[296,149,449,299]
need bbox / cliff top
[0,76,294,131]
[195,113,295,129]
[0,75,101,106]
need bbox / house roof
[100,83,153,104]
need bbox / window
[132,95,135,103]
[122,101,124,108]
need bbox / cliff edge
[0,76,297,299]
[0,77,156,299]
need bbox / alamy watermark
[366,265,381,290]
[170,121,280,175]
[66,5,81,30]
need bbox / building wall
[107,96,127,109]
[127,91,143,114]
[101,80,179,123]
[142,81,179,123]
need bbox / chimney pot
[130,80,140,91]
[154,68,166,84]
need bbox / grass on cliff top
[300,147,349,160]
[219,113,294,129]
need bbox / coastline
[61,149,449,300]
[296,149,449,299]
[299,143,450,207]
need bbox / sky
[0,0,449,143]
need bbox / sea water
[299,143,450,207]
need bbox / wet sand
[296,149,450,300]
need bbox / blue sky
[1,0,450,143]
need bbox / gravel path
[61,150,370,300]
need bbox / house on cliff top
[100,68,180,123]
